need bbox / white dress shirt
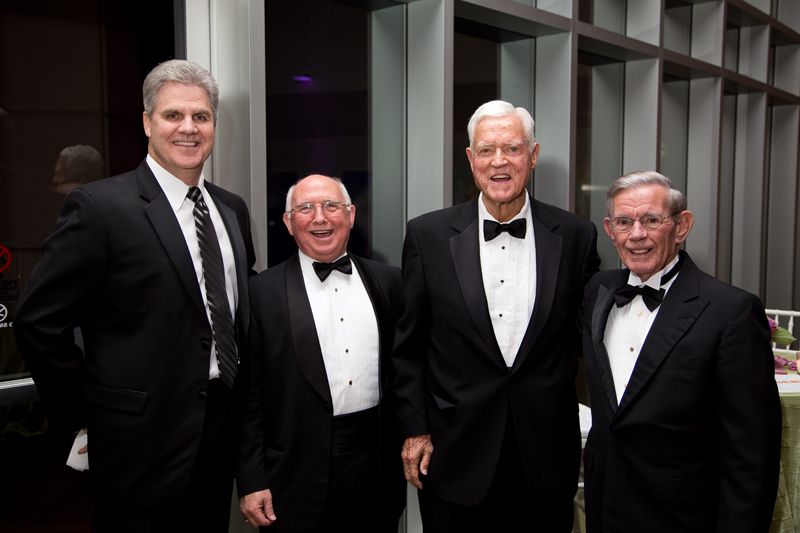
[299,251,380,415]
[603,254,681,404]
[147,155,238,380]
[478,193,536,367]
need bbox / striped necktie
[187,186,237,388]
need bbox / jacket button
[199,389,207,399]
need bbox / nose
[311,204,327,223]
[629,219,647,239]
[179,116,198,134]
[491,148,507,166]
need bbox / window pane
[265,0,406,266]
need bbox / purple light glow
[292,75,313,83]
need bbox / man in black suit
[238,174,405,532]
[582,170,781,532]
[393,100,600,532]
[14,59,255,532]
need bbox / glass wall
[264,0,406,267]
[0,1,176,530]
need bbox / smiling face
[603,184,693,282]
[283,175,355,263]
[142,82,215,185]
[466,114,539,221]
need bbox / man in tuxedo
[14,59,255,532]
[393,100,600,532]
[238,174,405,532]
[582,170,780,532]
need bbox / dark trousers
[93,379,234,533]
[418,415,574,533]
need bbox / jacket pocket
[85,382,148,414]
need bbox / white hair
[467,100,536,151]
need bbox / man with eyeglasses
[581,170,780,533]
[237,174,405,532]
[393,100,601,532]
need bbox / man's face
[603,184,693,282]
[466,114,539,219]
[283,175,355,263]
[142,82,215,185]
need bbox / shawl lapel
[449,199,506,369]
[286,255,333,407]
[592,271,628,412]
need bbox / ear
[347,204,356,229]
[143,112,151,138]
[603,217,615,241]
[674,211,694,243]
[530,142,541,169]
[466,146,475,171]
[282,212,294,236]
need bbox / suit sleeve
[14,188,108,432]
[236,299,270,496]
[715,294,781,532]
[392,222,431,438]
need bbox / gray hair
[467,100,536,151]
[57,145,103,183]
[285,175,353,216]
[143,60,219,122]
[606,170,687,217]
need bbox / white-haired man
[393,100,600,531]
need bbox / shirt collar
[478,192,530,224]
[627,253,681,289]
[146,154,207,212]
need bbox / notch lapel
[137,162,206,316]
[449,200,506,368]
[615,259,708,416]
[285,255,333,407]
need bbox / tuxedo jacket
[582,253,781,533]
[14,160,255,504]
[393,196,600,507]
[237,254,406,532]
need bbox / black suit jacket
[237,254,405,532]
[582,252,781,533]
[14,160,256,504]
[393,197,600,506]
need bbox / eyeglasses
[288,201,350,216]
[473,143,528,159]
[609,213,676,233]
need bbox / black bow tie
[614,254,683,311]
[312,255,352,282]
[614,284,664,311]
[483,219,526,241]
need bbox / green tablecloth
[771,392,800,533]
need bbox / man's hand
[402,434,434,489]
[240,489,277,527]
[78,428,88,454]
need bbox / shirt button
[502,246,506,250]
[348,380,353,386]
[629,347,634,352]
[340,317,344,322]
[500,280,504,284]
[345,348,349,354]
[499,313,503,318]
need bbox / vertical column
[731,92,767,295]
[407,0,454,220]
[685,77,722,274]
[623,58,659,171]
[765,105,799,308]
[370,6,407,266]
[534,32,573,209]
